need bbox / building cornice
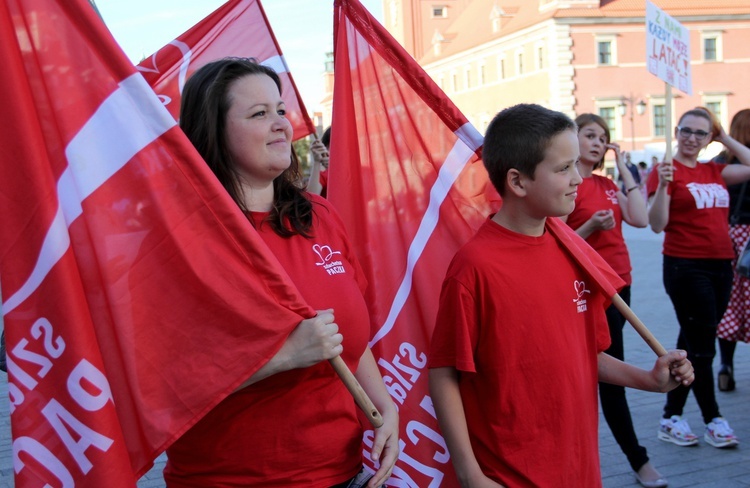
[557,14,750,25]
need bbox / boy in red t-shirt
[428,104,695,488]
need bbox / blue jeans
[662,256,732,424]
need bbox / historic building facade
[357,0,750,165]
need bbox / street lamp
[619,94,647,151]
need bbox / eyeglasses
[677,126,710,141]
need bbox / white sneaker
[704,417,739,448]
[658,415,699,446]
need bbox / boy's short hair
[483,103,576,195]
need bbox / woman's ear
[506,168,527,197]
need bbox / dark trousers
[599,286,649,472]
[662,256,733,424]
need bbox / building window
[595,34,617,66]
[598,41,612,65]
[432,6,447,18]
[653,104,666,137]
[479,63,486,86]
[599,107,617,140]
[498,57,505,79]
[703,95,727,128]
[516,52,524,75]
[450,71,457,92]
[700,33,724,64]
[537,46,544,70]
[464,67,471,89]
[704,38,717,61]
[705,101,721,121]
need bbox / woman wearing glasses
[648,108,750,450]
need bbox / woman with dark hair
[563,114,661,487]
[715,108,750,391]
[648,107,750,450]
[167,58,399,487]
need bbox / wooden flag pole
[611,294,668,357]
[663,83,673,171]
[329,356,384,428]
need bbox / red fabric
[546,217,625,299]
[429,219,610,487]
[136,0,315,141]
[319,168,329,198]
[330,1,500,485]
[646,160,733,258]
[0,1,315,485]
[165,195,367,487]
[566,175,633,284]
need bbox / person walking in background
[563,114,666,487]
[648,107,750,449]
[169,58,399,487]
[715,108,750,392]
[619,151,641,192]
[638,161,650,200]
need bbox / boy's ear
[505,168,528,197]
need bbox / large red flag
[330,1,499,485]
[330,1,627,486]
[0,0,316,485]
[136,0,316,140]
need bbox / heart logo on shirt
[573,280,591,301]
[312,244,342,266]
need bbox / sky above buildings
[94,0,384,111]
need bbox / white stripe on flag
[2,74,177,315]
[369,123,482,346]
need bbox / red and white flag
[330,1,499,485]
[329,1,627,486]
[136,0,316,140]
[0,0,316,485]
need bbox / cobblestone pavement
[0,225,748,487]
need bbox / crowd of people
[128,56,748,487]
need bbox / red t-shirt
[646,160,733,258]
[164,195,368,487]
[319,168,329,198]
[567,175,632,284]
[429,219,611,487]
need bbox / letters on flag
[330,1,499,485]
[0,0,315,485]
[136,0,316,140]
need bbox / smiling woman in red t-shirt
[647,108,750,451]
[165,58,399,488]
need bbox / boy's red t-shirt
[566,175,632,284]
[164,194,368,487]
[646,160,733,258]
[429,219,611,487]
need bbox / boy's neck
[491,202,546,237]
